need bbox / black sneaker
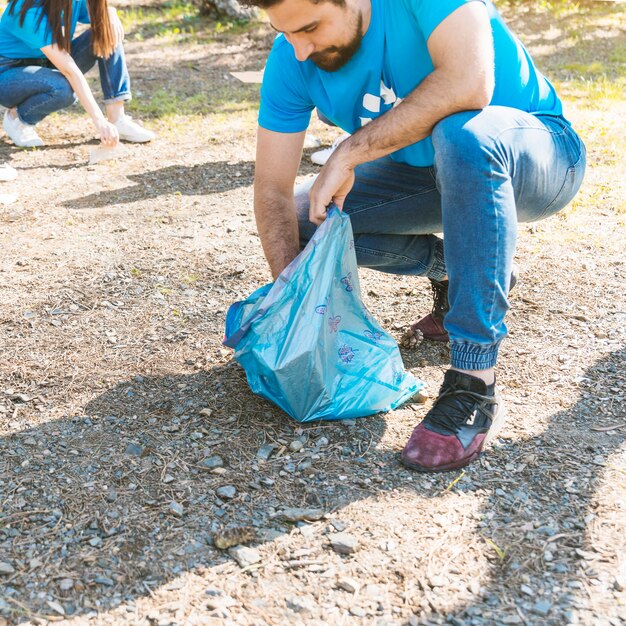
[401,370,506,472]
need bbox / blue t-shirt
[0,0,90,59]
[259,0,565,167]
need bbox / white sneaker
[3,110,44,148]
[0,163,17,182]
[310,132,350,166]
[114,114,155,143]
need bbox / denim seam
[355,245,429,273]
[348,187,437,217]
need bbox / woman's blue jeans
[296,106,586,370]
[0,29,131,125]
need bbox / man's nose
[291,36,314,62]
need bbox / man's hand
[108,7,125,46]
[308,145,355,225]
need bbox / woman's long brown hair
[9,0,117,58]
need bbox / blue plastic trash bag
[223,206,423,422]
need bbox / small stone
[337,577,360,594]
[349,606,366,617]
[200,455,224,470]
[46,600,65,616]
[104,488,118,503]
[88,537,102,547]
[316,437,330,447]
[169,501,184,517]
[286,595,315,614]
[0,562,15,575]
[281,507,325,522]
[532,600,551,617]
[94,576,114,586]
[544,550,554,562]
[329,532,359,555]
[520,584,533,596]
[190,431,204,440]
[163,474,175,484]
[125,443,144,457]
[198,407,213,417]
[614,576,625,592]
[256,444,276,460]
[228,546,261,568]
[59,578,74,591]
[216,485,237,500]
[289,440,304,452]
[428,574,447,588]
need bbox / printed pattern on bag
[364,330,383,343]
[338,344,358,363]
[341,273,354,292]
[328,315,341,333]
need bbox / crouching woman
[0,0,154,148]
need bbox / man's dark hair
[241,0,345,8]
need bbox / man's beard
[309,11,364,72]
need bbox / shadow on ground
[0,347,624,624]
[61,161,255,209]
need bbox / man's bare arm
[254,127,306,279]
[309,2,495,223]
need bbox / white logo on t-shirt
[360,80,403,126]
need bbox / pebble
[281,508,325,522]
[0,562,15,575]
[349,606,366,617]
[46,600,65,616]
[256,444,276,460]
[201,455,224,470]
[316,437,330,447]
[532,600,552,616]
[58,578,74,591]
[289,440,304,452]
[125,443,145,457]
[228,546,261,568]
[216,485,237,500]
[337,577,360,594]
[169,501,184,517]
[198,408,213,417]
[88,537,102,547]
[614,576,625,592]
[520,584,533,596]
[286,595,315,614]
[329,532,359,555]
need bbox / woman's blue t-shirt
[259,0,565,167]
[0,0,90,59]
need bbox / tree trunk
[197,0,258,20]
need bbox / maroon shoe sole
[400,448,483,473]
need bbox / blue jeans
[296,106,586,370]
[0,29,131,125]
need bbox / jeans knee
[52,80,77,109]
[432,111,495,170]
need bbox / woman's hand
[97,120,119,147]
[108,7,125,46]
